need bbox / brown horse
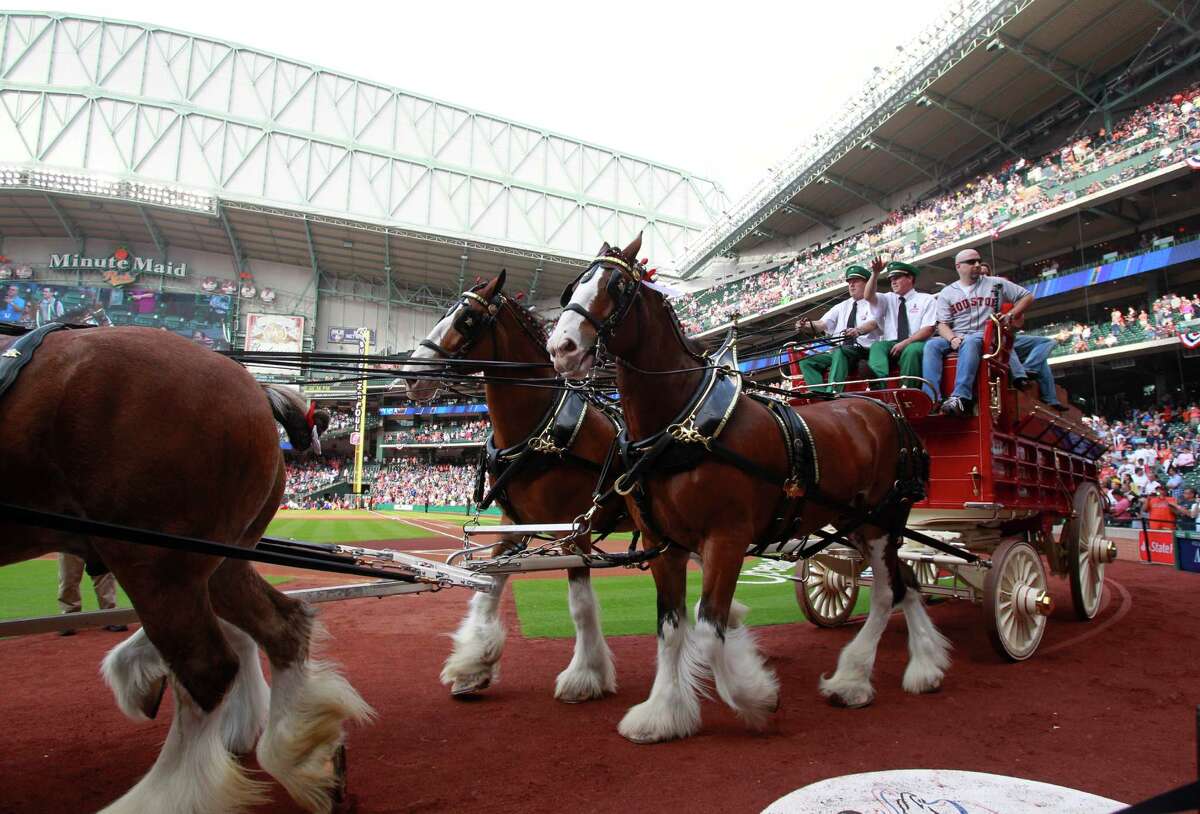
[0,326,369,814]
[400,271,630,701]
[547,236,950,743]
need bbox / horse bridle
[419,289,501,360]
[559,252,646,359]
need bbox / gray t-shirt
[936,275,1031,335]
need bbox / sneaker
[1047,402,1069,412]
[103,624,129,633]
[941,395,966,416]
[1012,377,1031,391]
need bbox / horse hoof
[140,675,168,720]
[450,674,492,697]
[826,693,873,709]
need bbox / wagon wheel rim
[1075,487,1106,617]
[798,559,858,626]
[989,541,1049,661]
[1068,484,1109,620]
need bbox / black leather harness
[474,387,619,525]
[0,322,77,401]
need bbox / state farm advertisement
[1137,528,1175,565]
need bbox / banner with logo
[244,313,305,378]
[328,326,376,345]
[1137,527,1175,564]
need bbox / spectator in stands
[1108,488,1134,526]
[35,286,64,326]
[1142,482,1187,530]
[1178,487,1199,531]
[794,265,879,393]
[921,248,1035,416]
[863,257,937,389]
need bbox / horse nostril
[559,337,577,355]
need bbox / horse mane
[646,285,706,360]
[501,294,549,348]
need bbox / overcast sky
[26,0,954,202]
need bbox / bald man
[921,247,1034,416]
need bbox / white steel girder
[0,12,725,265]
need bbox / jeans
[1009,334,1058,405]
[921,332,985,402]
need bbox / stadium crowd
[1026,289,1200,355]
[1089,403,1200,529]
[281,458,476,508]
[674,83,1200,334]
[383,418,489,445]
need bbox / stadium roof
[678,0,1200,277]
[0,11,726,306]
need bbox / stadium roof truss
[679,0,1200,277]
[0,12,726,305]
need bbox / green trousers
[867,340,926,389]
[798,345,868,393]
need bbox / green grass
[512,559,872,638]
[0,560,289,621]
[265,516,433,542]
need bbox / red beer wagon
[782,316,1115,660]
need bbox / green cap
[885,261,919,278]
[844,265,871,281]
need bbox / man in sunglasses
[921,248,1034,416]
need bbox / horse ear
[598,241,612,256]
[495,269,507,293]
[622,232,643,261]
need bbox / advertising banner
[1137,527,1175,565]
[244,313,305,378]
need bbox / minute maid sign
[49,246,188,286]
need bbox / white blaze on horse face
[400,304,462,401]
[548,267,604,378]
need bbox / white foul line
[369,509,464,542]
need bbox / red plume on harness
[304,401,317,430]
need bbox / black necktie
[844,300,858,346]
[897,296,910,341]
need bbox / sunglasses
[959,258,982,265]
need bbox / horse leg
[99,586,265,814]
[693,537,779,729]
[898,550,952,694]
[441,571,510,696]
[209,558,372,814]
[554,566,616,702]
[217,621,271,755]
[101,627,169,721]
[818,532,894,708]
[618,546,704,743]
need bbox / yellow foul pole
[352,329,370,507]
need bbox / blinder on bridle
[558,251,647,352]
[419,288,501,359]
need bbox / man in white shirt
[794,265,880,393]
[921,247,1035,415]
[863,259,937,389]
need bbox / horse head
[547,232,645,378]
[399,271,510,402]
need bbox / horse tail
[262,384,330,455]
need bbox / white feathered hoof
[617,698,700,744]
[449,671,493,697]
[902,660,945,695]
[818,673,875,709]
[554,661,617,704]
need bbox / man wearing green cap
[863,257,937,389]
[794,265,880,393]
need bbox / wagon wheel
[796,558,860,627]
[984,539,1054,661]
[1063,482,1116,620]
